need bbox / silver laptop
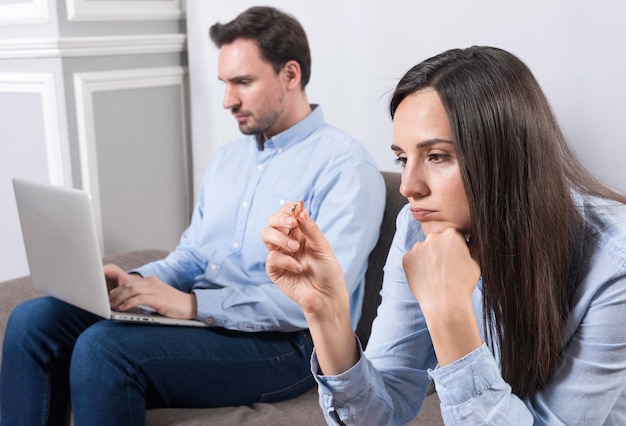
[12,177,207,327]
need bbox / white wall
[186,0,626,197]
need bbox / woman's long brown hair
[390,46,626,398]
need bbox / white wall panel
[73,66,189,254]
[0,72,66,281]
[66,0,183,21]
[0,73,67,185]
[0,0,49,26]
[0,0,188,281]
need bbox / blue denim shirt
[314,192,626,425]
[134,106,385,332]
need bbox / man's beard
[234,106,283,136]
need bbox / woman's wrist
[304,300,358,375]
[424,304,482,367]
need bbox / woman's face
[392,88,471,236]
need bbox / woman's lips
[410,207,435,221]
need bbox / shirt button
[277,147,283,153]
[242,201,249,208]
[279,199,286,206]
[257,164,264,170]
[206,317,213,325]
[232,242,240,249]
[209,264,217,271]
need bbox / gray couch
[0,171,443,425]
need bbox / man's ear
[281,60,302,90]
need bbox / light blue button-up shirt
[314,192,626,425]
[134,106,385,332]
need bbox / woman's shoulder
[578,193,626,261]
[566,194,626,335]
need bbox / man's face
[217,38,287,138]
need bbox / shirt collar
[255,104,323,151]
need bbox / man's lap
[22,296,315,407]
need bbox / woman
[261,46,626,424]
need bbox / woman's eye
[427,153,448,163]
[394,157,407,168]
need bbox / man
[0,6,385,425]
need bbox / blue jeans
[0,297,315,426]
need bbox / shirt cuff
[128,265,151,277]
[428,343,506,406]
[312,336,370,402]
[192,288,223,326]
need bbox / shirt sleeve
[135,160,386,332]
[314,206,438,425]
[306,161,386,330]
[431,248,626,424]
[429,344,533,425]
[192,162,385,331]
[130,180,210,290]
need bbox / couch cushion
[145,386,442,426]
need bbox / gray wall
[187,0,626,198]
[0,0,191,281]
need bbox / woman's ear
[281,60,302,90]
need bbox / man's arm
[192,162,385,332]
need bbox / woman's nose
[399,163,429,199]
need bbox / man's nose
[223,85,239,110]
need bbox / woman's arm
[262,203,359,375]
[429,242,626,424]
[401,228,482,366]
[265,204,440,425]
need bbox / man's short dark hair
[209,6,311,89]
